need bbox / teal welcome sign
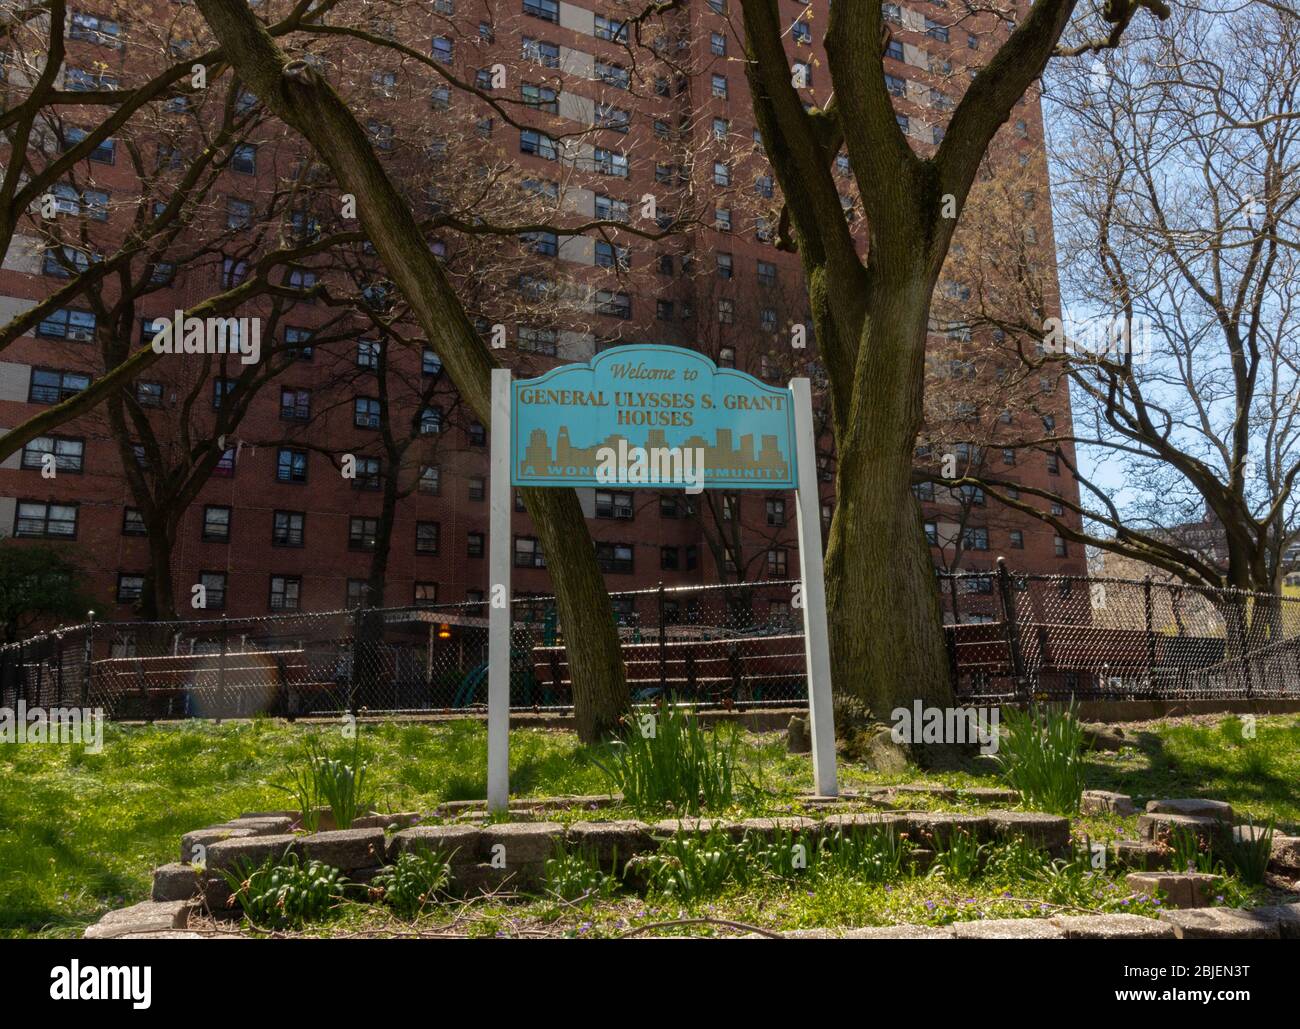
[510,344,797,490]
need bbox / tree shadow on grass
[1084,731,1300,834]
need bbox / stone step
[1145,798,1234,820]
[1125,871,1223,908]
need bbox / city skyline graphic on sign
[510,344,798,490]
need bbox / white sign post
[789,377,837,798]
[487,368,512,812]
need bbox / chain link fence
[0,580,807,720]
[4,569,1298,720]
[943,564,1300,701]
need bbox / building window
[716,253,733,279]
[202,505,231,542]
[136,381,163,407]
[925,19,950,42]
[1046,452,1060,474]
[595,240,628,270]
[420,406,443,434]
[416,522,440,555]
[661,546,679,571]
[595,490,633,519]
[280,387,310,421]
[469,477,486,501]
[21,436,84,473]
[419,466,440,495]
[122,508,146,536]
[15,501,77,538]
[595,291,632,319]
[354,396,381,429]
[198,572,226,610]
[515,536,546,568]
[466,422,485,448]
[346,579,369,609]
[522,82,558,113]
[349,517,379,551]
[272,511,305,548]
[270,575,301,611]
[711,74,728,98]
[1054,536,1069,557]
[414,582,438,606]
[718,299,734,325]
[431,35,454,63]
[766,499,786,526]
[596,542,634,573]
[924,521,939,545]
[518,326,558,354]
[276,448,308,483]
[231,143,257,174]
[1009,530,1025,549]
[718,346,735,368]
[520,129,558,160]
[767,548,788,576]
[524,0,559,22]
[522,37,561,68]
[29,368,90,405]
[116,573,144,603]
[353,457,381,491]
[964,527,990,551]
[37,307,96,341]
[523,229,558,256]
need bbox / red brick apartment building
[0,1,1086,629]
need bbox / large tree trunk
[195,0,628,742]
[824,284,954,719]
[522,487,626,740]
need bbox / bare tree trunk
[522,487,626,739]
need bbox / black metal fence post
[217,615,229,721]
[996,558,1027,697]
[657,580,667,695]
[81,611,96,707]
[350,602,363,718]
[1144,576,1155,692]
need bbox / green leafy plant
[220,850,345,929]
[1164,826,1217,874]
[543,845,617,902]
[930,829,987,882]
[739,827,812,881]
[642,827,743,901]
[278,732,373,830]
[591,699,740,814]
[814,826,912,884]
[993,701,1086,813]
[1225,818,1274,886]
[370,846,452,918]
[984,836,1052,880]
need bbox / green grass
[2,713,1297,938]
